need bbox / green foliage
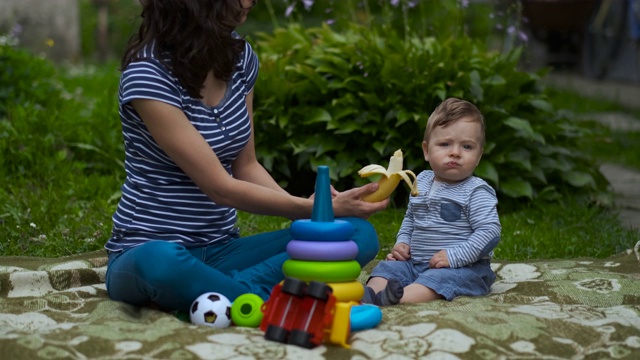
[261,0,502,45]
[78,0,509,63]
[78,0,141,61]
[252,23,608,206]
[587,130,640,171]
[496,200,638,260]
[547,88,640,171]
[1,44,123,180]
[0,44,59,118]
[1,4,636,260]
[240,201,638,261]
[1,44,123,257]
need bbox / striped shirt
[397,170,501,268]
[105,38,259,253]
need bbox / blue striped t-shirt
[105,39,259,253]
[396,170,502,268]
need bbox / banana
[358,149,419,202]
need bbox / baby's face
[422,117,483,184]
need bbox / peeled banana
[358,149,419,202]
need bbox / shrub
[0,43,59,118]
[252,23,608,207]
[0,44,123,180]
[0,44,65,178]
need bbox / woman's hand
[331,182,390,219]
[386,243,411,261]
[309,185,340,201]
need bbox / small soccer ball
[189,292,232,328]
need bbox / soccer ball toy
[189,292,232,328]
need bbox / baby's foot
[362,286,376,304]
[374,278,404,306]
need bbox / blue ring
[350,304,383,331]
[286,240,358,261]
[289,219,355,241]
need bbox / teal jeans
[105,217,379,312]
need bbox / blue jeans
[369,259,495,301]
[105,217,379,312]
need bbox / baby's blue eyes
[437,142,474,150]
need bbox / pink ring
[286,240,358,261]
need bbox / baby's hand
[386,243,411,261]
[429,250,450,268]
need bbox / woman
[104,0,389,312]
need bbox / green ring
[230,293,264,328]
[282,260,361,282]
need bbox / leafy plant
[78,0,141,61]
[0,43,59,118]
[252,23,608,206]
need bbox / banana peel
[358,149,419,202]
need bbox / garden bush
[252,23,608,208]
[0,44,123,179]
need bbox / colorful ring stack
[282,166,365,303]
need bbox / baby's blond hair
[424,98,485,146]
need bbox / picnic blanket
[1,242,639,359]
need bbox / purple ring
[286,240,359,261]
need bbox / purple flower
[302,0,314,10]
[285,3,295,17]
[518,31,529,42]
[390,0,400,7]
[10,23,22,38]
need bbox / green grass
[238,198,638,261]
[580,128,640,171]
[547,88,640,170]
[1,64,638,260]
[496,201,637,260]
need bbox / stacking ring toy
[282,260,361,282]
[230,293,264,328]
[326,281,365,302]
[286,240,359,261]
[289,219,354,242]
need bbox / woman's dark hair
[121,0,246,98]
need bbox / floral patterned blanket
[1,242,639,359]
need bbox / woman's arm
[132,98,311,219]
[232,90,288,194]
[231,89,390,219]
[132,98,388,220]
